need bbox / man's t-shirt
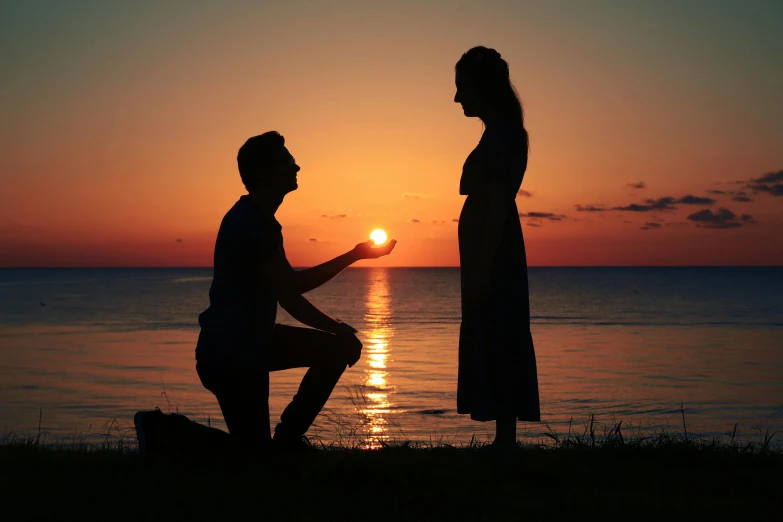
[196,195,283,363]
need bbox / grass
[2,407,781,521]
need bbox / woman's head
[454,46,527,135]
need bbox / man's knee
[270,324,353,371]
[318,341,349,373]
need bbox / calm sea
[1,267,781,448]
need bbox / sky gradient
[1,0,782,267]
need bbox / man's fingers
[379,239,397,256]
[369,239,396,257]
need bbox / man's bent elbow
[277,290,300,313]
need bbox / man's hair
[237,131,286,193]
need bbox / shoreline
[2,435,781,520]
[4,407,782,453]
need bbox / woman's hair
[237,131,286,193]
[456,46,529,151]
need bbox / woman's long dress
[457,121,541,422]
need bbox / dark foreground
[1,440,781,521]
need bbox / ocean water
[1,267,781,448]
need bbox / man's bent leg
[268,324,348,440]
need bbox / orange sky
[1,1,781,267]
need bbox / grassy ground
[2,419,781,521]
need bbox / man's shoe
[272,434,319,455]
[134,408,164,454]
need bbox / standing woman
[454,46,540,448]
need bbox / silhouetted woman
[454,46,540,448]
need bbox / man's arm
[261,253,343,332]
[291,249,359,295]
[261,253,363,366]
[292,240,397,294]
[278,292,343,333]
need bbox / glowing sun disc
[370,229,387,245]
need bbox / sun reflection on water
[359,268,396,449]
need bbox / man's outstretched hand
[353,239,397,260]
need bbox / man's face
[269,146,300,195]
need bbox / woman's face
[454,71,481,118]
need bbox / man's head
[237,131,300,196]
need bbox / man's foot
[272,434,319,455]
[134,408,164,454]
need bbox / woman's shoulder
[481,121,527,146]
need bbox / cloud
[309,238,318,242]
[686,208,755,229]
[705,189,753,201]
[578,194,712,213]
[676,194,716,205]
[640,222,662,230]
[517,189,533,198]
[452,218,459,223]
[754,170,783,183]
[410,218,421,223]
[613,197,677,211]
[747,183,783,196]
[403,193,432,199]
[527,222,541,227]
[575,204,610,212]
[741,169,783,196]
[626,182,646,190]
[175,238,183,243]
[519,212,567,221]
[321,214,347,219]
[430,220,446,224]
[577,199,675,212]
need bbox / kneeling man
[196,131,396,451]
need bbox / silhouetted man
[191,131,396,452]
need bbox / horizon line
[1,265,782,269]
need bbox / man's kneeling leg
[198,357,272,450]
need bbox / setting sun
[370,229,387,245]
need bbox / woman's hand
[353,239,397,260]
